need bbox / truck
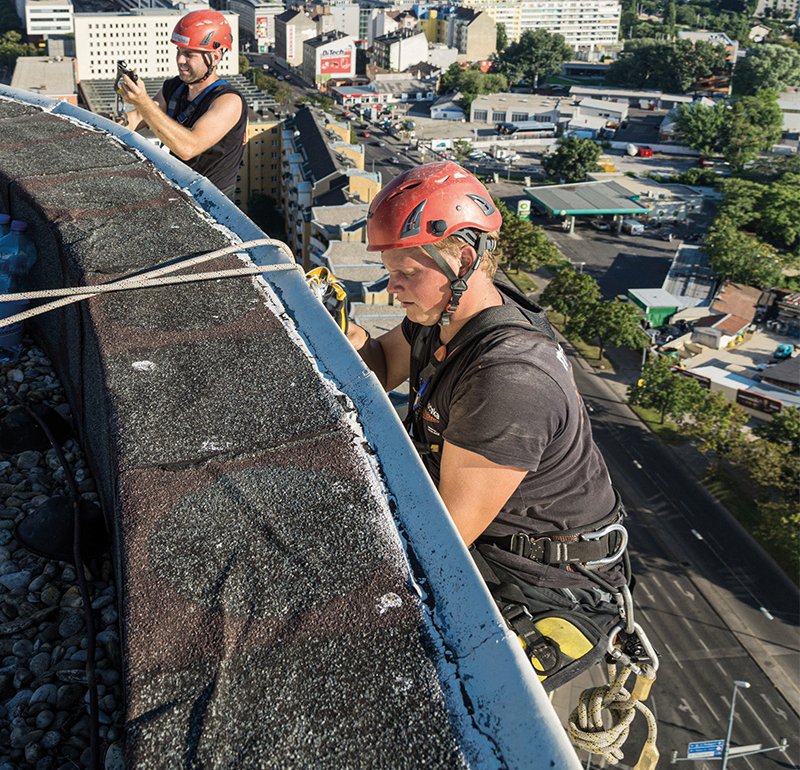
[626,144,654,158]
[621,218,645,235]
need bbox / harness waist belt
[485,531,621,565]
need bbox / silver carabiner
[581,522,628,567]
[607,622,660,675]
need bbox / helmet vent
[400,200,426,239]
[466,194,495,217]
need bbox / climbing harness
[304,266,349,333]
[166,79,230,125]
[0,238,301,329]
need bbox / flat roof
[525,181,650,216]
[691,365,800,408]
[569,85,693,104]
[629,288,682,308]
[10,56,76,96]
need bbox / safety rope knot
[568,663,658,768]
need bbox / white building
[459,0,620,50]
[302,32,356,86]
[275,9,317,68]
[228,0,283,52]
[73,10,239,80]
[373,29,428,72]
[430,93,466,120]
[22,0,73,37]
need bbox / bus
[495,120,555,136]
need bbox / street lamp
[720,680,750,770]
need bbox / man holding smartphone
[117,9,247,198]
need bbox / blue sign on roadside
[688,740,724,759]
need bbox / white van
[622,219,645,235]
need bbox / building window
[473,110,487,121]
[491,111,505,122]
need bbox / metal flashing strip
[0,85,581,769]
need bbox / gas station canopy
[525,180,651,217]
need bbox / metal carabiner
[617,583,635,635]
[607,622,660,675]
[581,522,628,567]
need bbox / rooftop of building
[311,201,370,228]
[0,83,578,770]
[525,180,651,217]
[677,29,737,46]
[470,92,573,114]
[569,85,694,103]
[10,56,76,97]
[305,30,352,48]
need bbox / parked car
[389,156,400,164]
[590,219,611,231]
[621,219,645,235]
[774,343,795,359]
[361,131,370,138]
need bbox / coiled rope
[568,663,659,769]
[0,237,302,329]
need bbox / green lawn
[629,405,685,444]
[501,268,538,294]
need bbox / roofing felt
[0,85,581,769]
[525,181,651,216]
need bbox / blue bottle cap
[10,221,27,232]
[0,214,10,225]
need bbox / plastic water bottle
[0,220,38,363]
[0,214,10,239]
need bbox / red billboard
[256,16,269,39]
[320,48,352,75]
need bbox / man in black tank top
[117,9,247,198]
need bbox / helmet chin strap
[421,230,490,326]
[184,51,215,85]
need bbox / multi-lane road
[568,347,799,769]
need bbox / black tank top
[162,76,247,193]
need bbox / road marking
[697,637,709,651]
[677,697,701,724]
[691,529,704,540]
[759,607,774,621]
[672,579,696,601]
[739,692,783,751]
[662,639,685,670]
[759,693,788,721]
[640,583,655,603]
[632,460,642,469]
[698,690,716,717]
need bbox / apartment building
[459,0,620,50]
[302,31,357,86]
[22,0,73,37]
[418,7,495,62]
[373,29,428,71]
[72,10,239,80]
[228,0,284,52]
[275,9,317,67]
[236,114,284,213]
[281,106,380,266]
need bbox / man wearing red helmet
[345,161,647,688]
[117,9,247,197]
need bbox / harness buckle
[581,522,628,567]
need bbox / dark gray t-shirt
[404,318,620,588]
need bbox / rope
[568,663,658,768]
[0,238,302,330]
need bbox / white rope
[568,663,659,768]
[0,238,302,330]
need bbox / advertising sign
[517,200,531,221]
[320,48,352,75]
[736,390,783,415]
[256,16,269,40]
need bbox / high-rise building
[275,9,317,67]
[302,31,356,86]
[237,113,284,211]
[72,10,239,80]
[460,0,620,50]
[229,0,284,52]
[21,0,73,37]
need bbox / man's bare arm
[437,441,527,546]
[347,323,411,391]
[119,74,241,161]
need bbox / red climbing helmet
[366,161,502,253]
[171,9,233,53]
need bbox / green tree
[452,139,473,162]
[607,39,728,93]
[539,266,600,330]
[674,5,697,25]
[717,177,767,228]
[674,101,728,156]
[732,43,800,95]
[496,29,572,87]
[703,216,783,288]
[543,137,602,183]
[579,300,649,361]
[496,200,556,271]
[685,391,748,455]
[759,178,800,251]
[722,90,784,169]
[0,30,38,70]
[629,357,706,423]
[664,0,677,36]
[754,406,800,452]
[439,64,508,108]
[496,23,508,53]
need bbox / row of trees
[539,267,649,360]
[732,43,800,95]
[630,358,799,573]
[607,38,729,93]
[674,90,783,169]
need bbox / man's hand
[438,442,528,546]
[117,72,150,110]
